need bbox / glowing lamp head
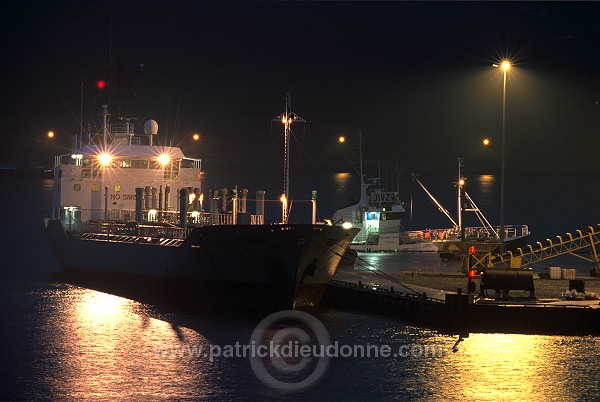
[192,133,200,141]
[469,245,476,255]
[459,178,465,187]
[483,138,490,146]
[47,131,55,139]
[338,136,346,143]
[158,153,171,166]
[501,60,511,71]
[342,222,353,229]
[468,270,477,279]
[98,152,112,166]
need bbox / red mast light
[96,80,106,89]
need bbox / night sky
[3,1,600,178]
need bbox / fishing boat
[45,95,358,313]
[332,158,529,254]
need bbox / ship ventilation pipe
[144,186,151,209]
[256,190,265,225]
[104,186,109,220]
[164,185,170,213]
[311,190,317,224]
[193,188,201,211]
[151,187,158,209]
[179,188,189,227]
[158,186,163,221]
[135,188,144,223]
[210,188,219,225]
[240,189,248,213]
[220,188,228,212]
[232,187,238,225]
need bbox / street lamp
[495,60,511,253]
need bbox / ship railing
[251,215,264,225]
[137,224,192,239]
[66,208,266,233]
[403,225,529,241]
[78,220,192,239]
[467,225,529,239]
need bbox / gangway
[485,224,600,275]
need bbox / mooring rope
[335,250,423,296]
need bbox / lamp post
[496,60,511,253]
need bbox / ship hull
[46,220,358,312]
[352,232,530,254]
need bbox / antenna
[272,90,305,223]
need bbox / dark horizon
[3,1,600,177]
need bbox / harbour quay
[323,259,600,336]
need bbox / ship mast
[272,90,305,224]
[457,157,465,240]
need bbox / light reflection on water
[38,285,225,400]
[426,334,597,401]
[474,174,496,208]
[20,283,599,400]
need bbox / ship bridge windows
[163,160,180,180]
[81,158,102,178]
[182,158,202,170]
[119,159,149,169]
[366,212,380,221]
[381,212,401,221]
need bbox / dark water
[2,174,600,400]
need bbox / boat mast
[359,130,364,179]
[272,90,305,224]
[457,157,463,238]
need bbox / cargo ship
[45,102,358,312]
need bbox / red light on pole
[97,80,106,89]
[469,245,476,254]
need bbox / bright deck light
[98,152,112,166]
[342,222,353,229]
[483,138,490,146]
[501,60,511,71]
[158,153,171,166]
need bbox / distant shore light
[338,136,345,143]
[483,138,490,146]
